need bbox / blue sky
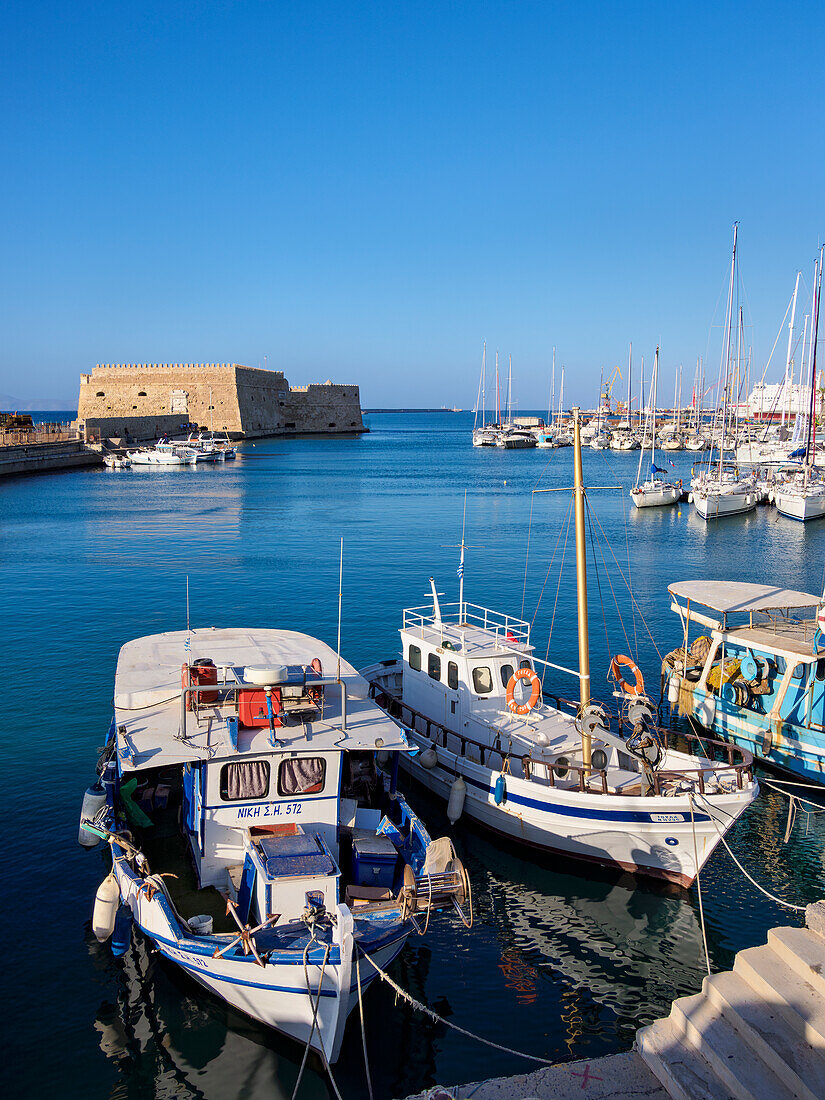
[1,1,823,409]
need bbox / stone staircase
[636,902,825,1099]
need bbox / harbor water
[4,411,825,1099]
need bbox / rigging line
[530,495,572,628]
[520,491,535,619]
[592,444,639,659]
[688,797,712,976]
[587,507,664,662]
[585,495,634,661]
[542,500,574,676]
[583,497,613,663]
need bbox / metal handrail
[178,675,349,737]
[371,688,753,797]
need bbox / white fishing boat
[364,410,758,887]
[630,348,681,509]
[127,440,198,466]
[79,627,471,1065]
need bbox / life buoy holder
[610,654,645,696]
[506,668,541,715]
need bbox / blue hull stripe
[452,769,711,824]
[158,945,338,997]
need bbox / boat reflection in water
[463,828,706,1041]
[90,930,329,1100]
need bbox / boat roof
[400,601,533,657]
[668,581,820,614]
[113,627,409,773]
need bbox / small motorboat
[103,454,132,469]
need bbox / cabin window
[447,661,458,689]
[472,666,493,694]
[278,757,326,796]
[428,653,441,680]
[816,658,825,682]
[520,659,532,671]
[501,663,514,688]
[220,760,270,801]
[409,644,421,671]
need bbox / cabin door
[444,657,461,731]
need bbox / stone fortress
[76,363,365,442]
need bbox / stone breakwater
[76,362,366,441]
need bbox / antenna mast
[336,538,343,680]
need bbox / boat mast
[549,347,555,426]
[507,355,513,427]
[627,342,632,426]
[572,407,591,770]
[783,273,801,430]
[807,249,823,466]
[718,223,738,479]
[495,350,500,425]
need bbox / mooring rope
[356,947,555,1065]
[688,796,712,976]
[694,793,807,912]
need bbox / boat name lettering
[236,802,302,820]
[650,813,682,824]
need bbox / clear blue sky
[1,1,823,409]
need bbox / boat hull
[774,489,825,521]
[693,490,757,519]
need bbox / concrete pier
[0,439,102,478]
[402,900,825,1100]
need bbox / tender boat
[104,454,132,469]
[666,582,825,785]
[79,627,471,1064]
[363,409,758,887]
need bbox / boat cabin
[109,628,419,929]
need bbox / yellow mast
[572,407,591,769]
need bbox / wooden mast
[572,407,591,769]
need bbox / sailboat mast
[495,351,500,424]
[807,249,823,465]
[549,347,555,425]
[627,342,632,425]
[507,355,513,426]
[481,341,486,428]
[783,273,801,430]
[718,223,738,479]
[572,407,591,769]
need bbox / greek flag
[185,635,191,653]
[457,561,464,578]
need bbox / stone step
[636,1016,733,1100]
[703,969,825,1100]
[769,926,825,1001]
[670,990,800,1100]
[735,944,825,1047]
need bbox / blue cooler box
[351,831,398,889]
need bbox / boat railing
[403,602,531,647]
[371,687,754,795]
[177,671,350,739]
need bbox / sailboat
[363,410,758,887]
[775,247,825,521]
[472,343,498,446]
[692,224,758,520]
[496,356,536,448]
[630,348,681,508]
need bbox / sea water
[3,411,825,1099]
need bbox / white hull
[113,857,408,1064]
[128,452,191,466]
[394,729,749,887]
[693,489,757,519]
[630,485,680,508]
[774,488,825,521]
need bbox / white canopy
[668,581,820,614]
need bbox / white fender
[667,673,680,705]
[420,744,438,770]
[447,776,466,824]
[93,872,120,942]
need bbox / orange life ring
[506,668,541,715]
[610,654,645,696]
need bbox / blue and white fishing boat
[364,410,758,887]
[79,627,471,1064]
[666,581,825,784]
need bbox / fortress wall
[76,363,365,439]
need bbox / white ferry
[79,628,471,1064]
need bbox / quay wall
[0,439,102,478]
[76,363,365,440]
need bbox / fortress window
[408,644,421,671]
[132,405,137,410]
[285,422,296,428]
[328,422,336,428]
[447,661,458,689]
[279,402,285,407]
[138,391,147,397]
[428,653,441,681]
[96,391,105,397]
